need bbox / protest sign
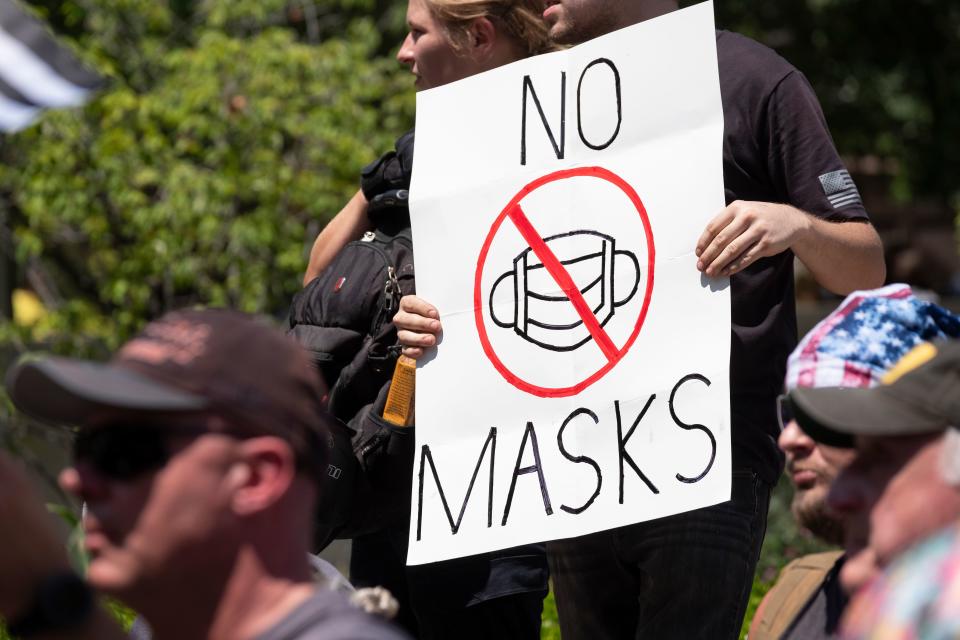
[407,1,729,565]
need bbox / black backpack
[289,224,414,420]
[288,131,418,547]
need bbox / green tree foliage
[702,0,960,207]
[0,0,414,353]
[5,0,956,350]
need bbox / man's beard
[792,492,844,546]
[551,5,620,45]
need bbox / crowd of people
[0,0,954,639]
[750,285,960,639]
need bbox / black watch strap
[7,572,94,638]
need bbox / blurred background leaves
[1,0,957,355]
[0,0,414,358]
[711,0,960,210]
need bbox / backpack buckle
[383,267,401,312]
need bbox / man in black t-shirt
[538,2,886,638]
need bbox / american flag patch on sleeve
[819,169,863,209]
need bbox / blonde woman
[293,2,555,638]
[303,0,553,284]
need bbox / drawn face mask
[489,230,640,352]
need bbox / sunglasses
[73,423,227,481]
[776,394,794,432]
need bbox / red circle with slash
[474,166,656,398]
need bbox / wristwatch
[7,572,95,638]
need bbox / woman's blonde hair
[424,0,558,57]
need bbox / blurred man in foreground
[789,339,960,637]
[840,441,960,639]
[751,284,960,639]
[1,309,407,639]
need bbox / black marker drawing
[577,58,622,151]
[670,373,716,484]
[489,230,640,352]
[521,72,566,166]
[520,57,623,165]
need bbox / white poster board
[407,1,730,565]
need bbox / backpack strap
[362,129,415,229]
[751,550,845,640]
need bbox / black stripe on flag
[0,72,36,107]
[0,0,104,132]
[0,0,102,90]
[819,169,863,209]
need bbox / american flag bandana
[785,284,960,391]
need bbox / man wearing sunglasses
[1,309,408,639]
[751,284,960,639]
[788,338,960,636]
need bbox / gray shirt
[255,589,410,640]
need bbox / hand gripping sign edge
[474,166,656,398]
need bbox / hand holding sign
[395,295,443,359]
[407,2,730,565]
[695,200,811,277]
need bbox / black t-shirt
[717,31,870,484]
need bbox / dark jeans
[548,469,772,640]
[351,527,547,640]
[403,589,545,640]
